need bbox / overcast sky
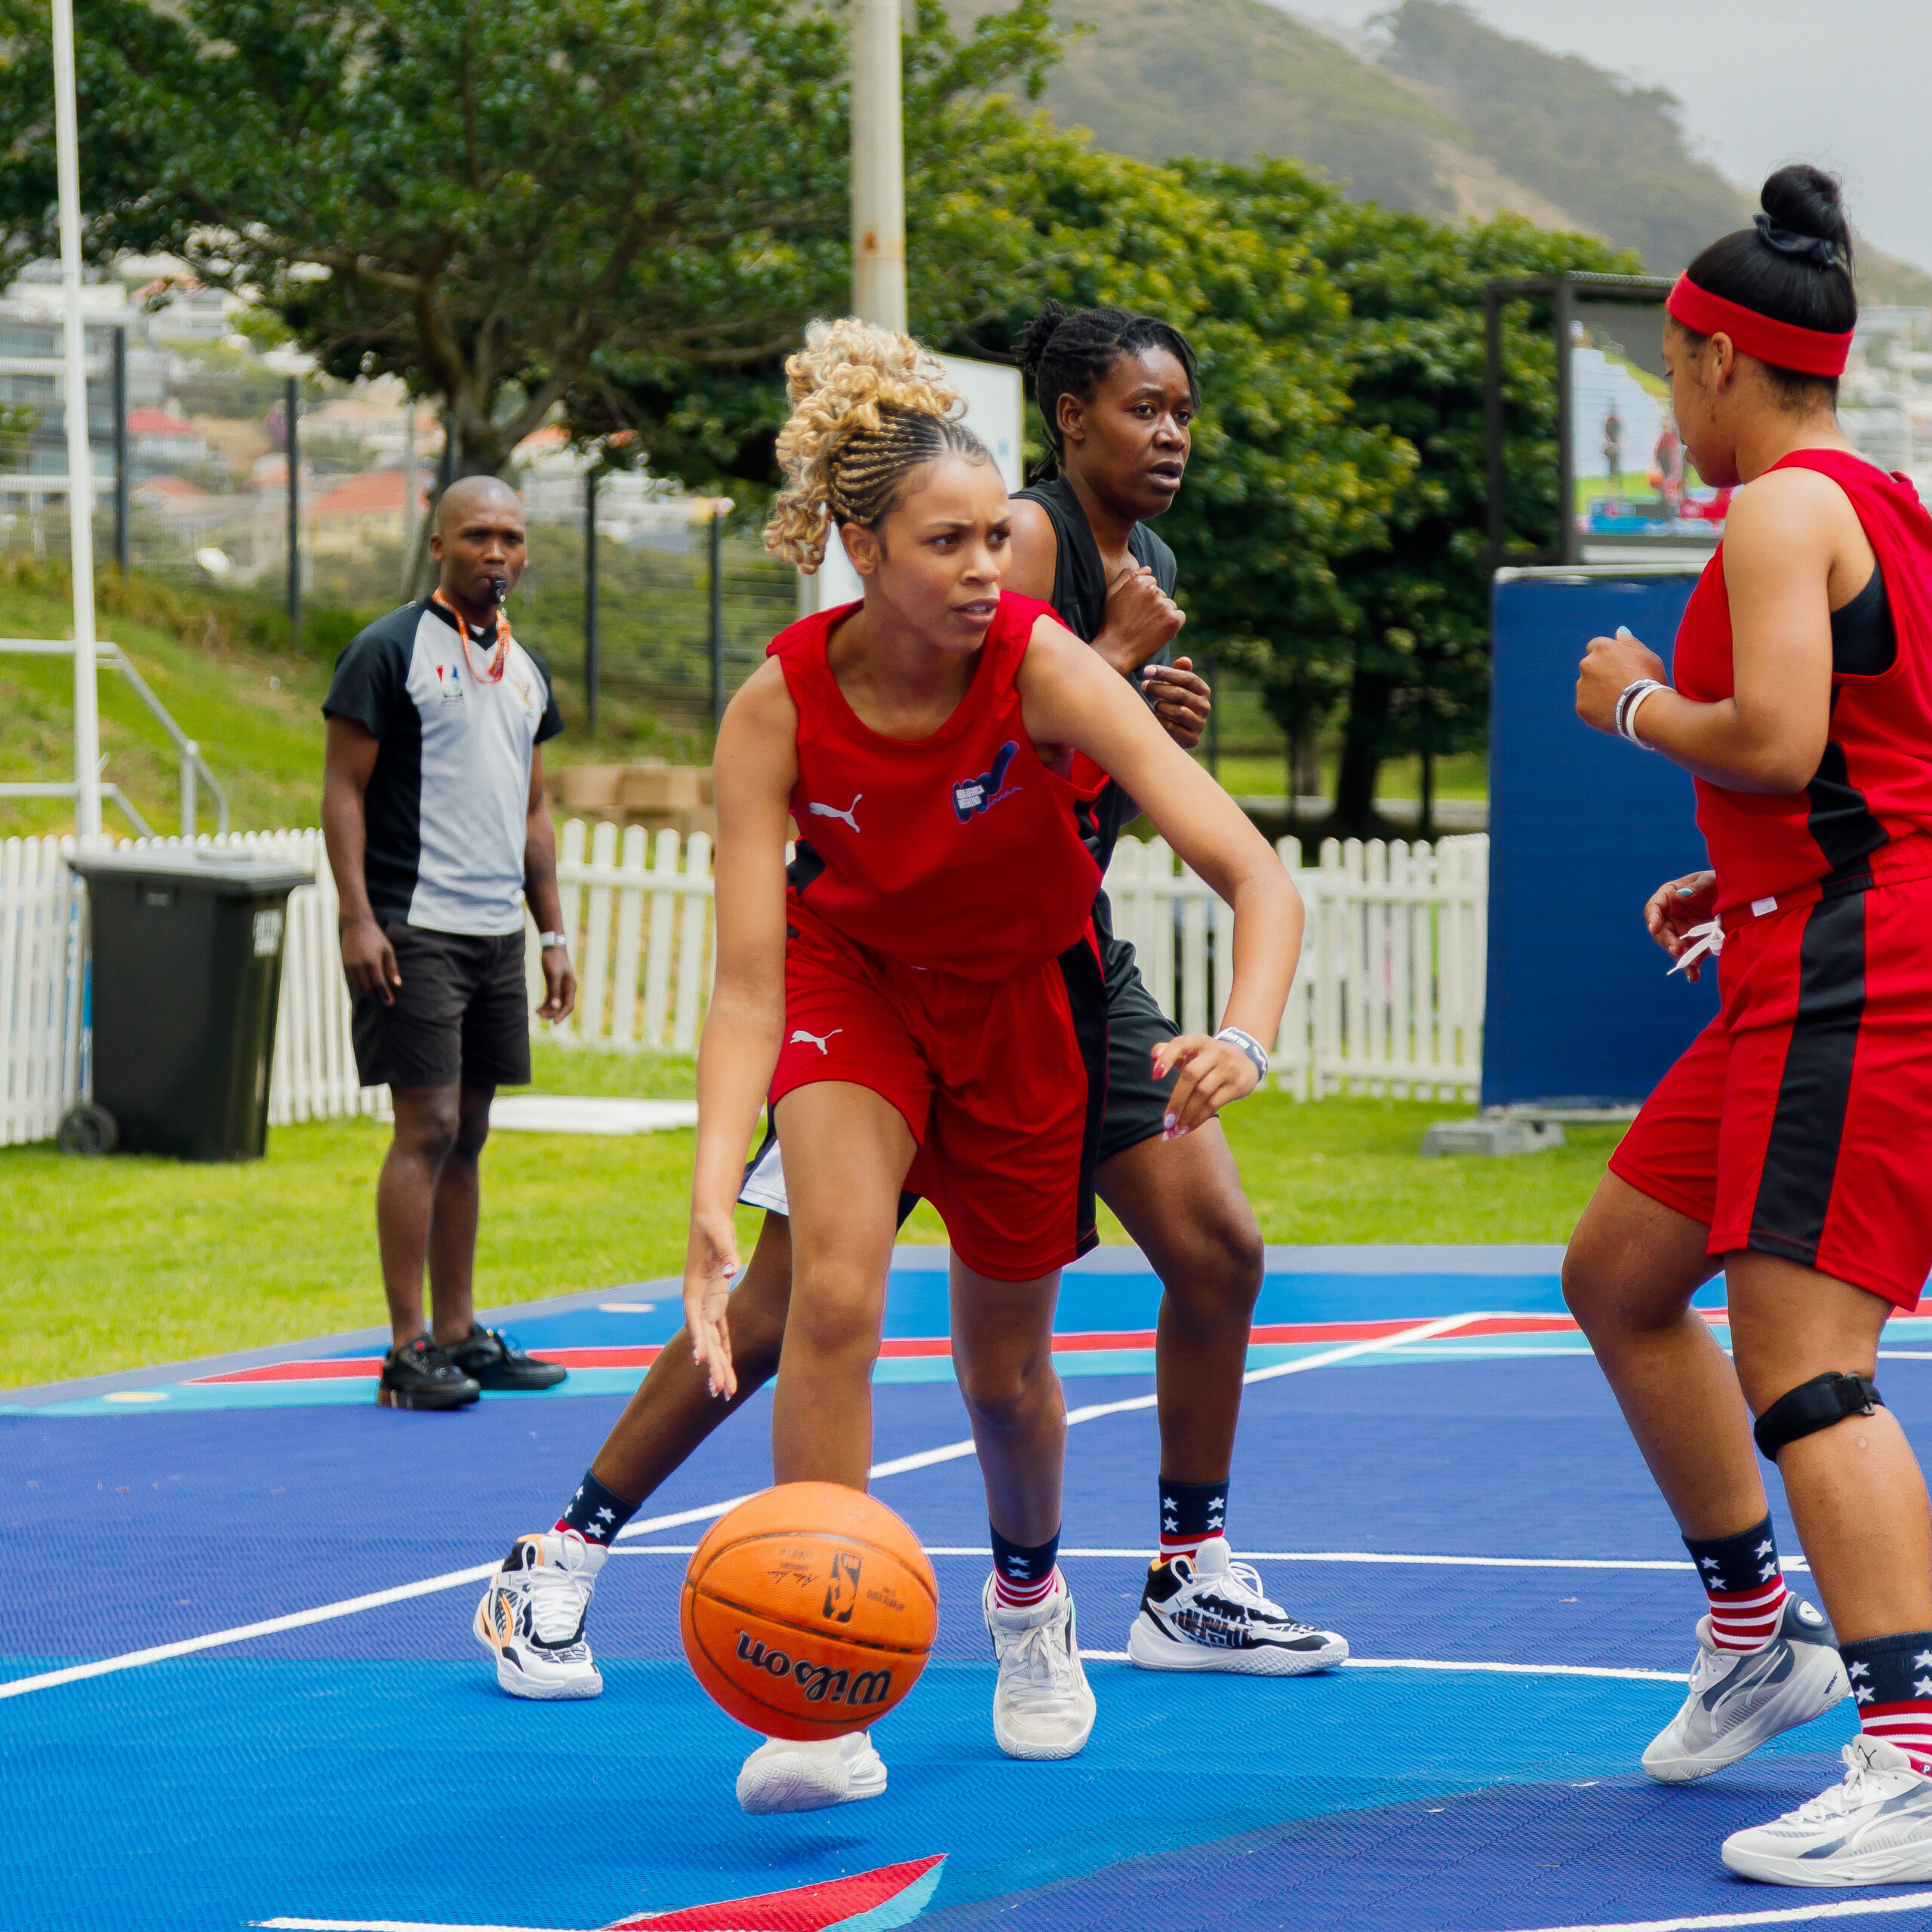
[1294,1,1932,276]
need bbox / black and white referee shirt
[324,596,564,936]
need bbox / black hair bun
[1018,300,1070,383]
[1760,164,1853,272]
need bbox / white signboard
[804,351,1025,613]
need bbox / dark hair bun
[1018,300,1070,383]
[1761,164,1854,272]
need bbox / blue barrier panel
[1484,567,1719,1108]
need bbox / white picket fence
[0,819,1489,1145]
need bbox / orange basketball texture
[681,1482,940,1740]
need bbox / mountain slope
[953,0,1585,229]
[958,0,1932,303]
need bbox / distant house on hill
[131,474,211,507]
[307,468,429,555]
[126,407,211,475]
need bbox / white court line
[1481,1890,1932,1931]
[1052,1652,1680,1683]
[0,1312,1475,1705]
[257,1921,577,1931]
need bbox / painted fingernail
[1162,1112,1177,1131]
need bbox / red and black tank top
[1672,448,1932,915]
[768,591,1104,980]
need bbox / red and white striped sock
[989,1522,1061,1611]
[1158,1478,1228,1564]
[1684,1516,1788,1653]
[993,1563,1060,1611]
[1708,1575,1791,1652]
[1844,1633,1932,1774]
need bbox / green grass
[1208,750,1488,804]
[1,1057,1616,1387]
[0,568,335,837]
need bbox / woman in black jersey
[466,306,1344,1815]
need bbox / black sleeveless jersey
[1013,475,1180,940]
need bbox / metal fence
[0,823,1490,1146]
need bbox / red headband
[1666,273,1852,378]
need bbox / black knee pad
[1752,1372,1884,1461]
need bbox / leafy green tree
[1182,159,1635,835]
[0,0,1063,475]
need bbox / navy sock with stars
[555,1470,639,1548]
[1158,1478,1228,1563]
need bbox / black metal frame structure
[1484,272,1675,567]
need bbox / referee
[321,476,577,1411]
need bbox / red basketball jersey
[1672,449,1932,913]
[768,591,1103,980]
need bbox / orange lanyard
[432,587,509,685]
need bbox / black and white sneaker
[472,1530,606,1700]
[1642,1595,1850,1783]
[448,1324,567,1392]
[377,1336,481,1411]
[1129,1537,1348,1676]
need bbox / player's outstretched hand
[683,1209,740,1401]
[1645,869,1719,981]
[1143,658,1211,750]
[1577,626,1669,734]
[1152,1035,1260,1140]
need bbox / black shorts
[1095,929,1181,1163]
[350,921,531,1091]
[738,930,1177,1217]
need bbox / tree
[0,0,1065,476]
[1180,159,1635,835]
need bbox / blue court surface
[7,1244,1932,1932]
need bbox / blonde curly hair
[764,316,992,571]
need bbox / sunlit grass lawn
[2,1039,1617,1386]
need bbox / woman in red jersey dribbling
[1570,166,1932,1887]
[686,318,1300,1807]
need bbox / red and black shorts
[1611,863,1932,1309]
[767,905,1107,1282]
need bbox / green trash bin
[66,848,315,1161]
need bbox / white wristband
[1617,678,1667,748]
[537,931,570,952]
[1215,1026,1270,1083]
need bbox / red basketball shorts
[768,905,1107,1281]
[1611,863,1932,1310]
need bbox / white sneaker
[1129,1537,1349,1676]
[735,1731,887,1815]
[982,1571,1097,1761]
[1723,1737,1932,1884]
[1642,1595,1848,1783]
[472,1529,606,1700]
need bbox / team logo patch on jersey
[953,743,1020,820]
[434,663,464,703]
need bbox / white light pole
[51,0,101,839]
[850,0,906,331]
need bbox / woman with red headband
[1570,165,1932,1887]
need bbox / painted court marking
[0,1312,1481,1704]
[1486,1891,1932,1931]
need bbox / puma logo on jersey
[808,795,862,832]
[954,743,1020,820]
[789,1028,843,1055]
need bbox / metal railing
[0,637,229,837]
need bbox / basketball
[681,1481,940,1740]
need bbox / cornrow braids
[1017,300,1201,475]
[765,316,992,571]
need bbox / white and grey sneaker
[735,1731,887,1815]
[472,1529,606,1700]
[1642,1595,1848,1783]
[983,1572,1097,1761]
[1129,1537,1348,1676]
[1723,1737,1932,1885]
